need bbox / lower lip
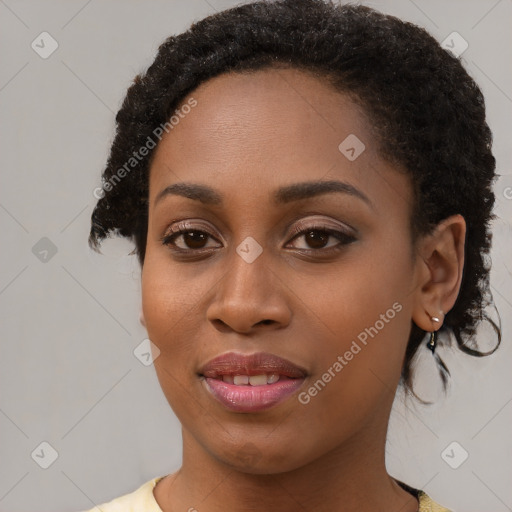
[203,377,305,412]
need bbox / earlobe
[411,214,466,331]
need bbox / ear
[411,214,466,331]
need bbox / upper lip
[199,352,307,379]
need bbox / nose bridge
[206,241,291,332]
[219,244,271,308]
[229,242,268,293]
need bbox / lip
[199,352,307,413]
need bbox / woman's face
[142,67,420,473]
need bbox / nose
[206,250,292,334]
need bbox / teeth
[223,374,281,385]
[249,374,267,386]
[267,373,280,384]
[233,375,249,385]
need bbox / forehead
[148,67,410,214]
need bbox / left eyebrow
[154,180,373,209]
[274,180,372,208]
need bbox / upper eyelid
[166,212,356,231]
[165,217,353,235]
[289,217,355,236]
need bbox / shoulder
[396,479,452,512]
[79,476,165,512]
[418,490,453,512]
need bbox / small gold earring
[427,311,443,354]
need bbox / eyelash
[159,221,357,257]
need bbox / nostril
[259,319,273,325]
[211,319,230,332]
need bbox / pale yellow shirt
[82,476,452,512]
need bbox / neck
[154,411,418,512]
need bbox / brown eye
[161,228,222,251]
[288,226,356,252]
[180,231,209,249]
[303,230,330,249]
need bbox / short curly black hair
[89,0,501,398]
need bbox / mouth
[199,352,307,413]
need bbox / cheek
[140,253,203,415]
[141,247,209,331]
[303,239,413,394]
[140,247,225,384]
[141,251,195,358]
[309,241,411,337]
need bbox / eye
[159,220,357,256]
[286,224,356,252]
[160,222,222,252]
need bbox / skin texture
[141,68,465,512]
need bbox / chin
[212,439,314,475]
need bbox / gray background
[0,0,511,511]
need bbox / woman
[86,0,501,510]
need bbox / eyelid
[163,213,355,236]
[287,216,356,238]
[164,219,221,239]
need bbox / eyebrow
[154,180,373,208]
